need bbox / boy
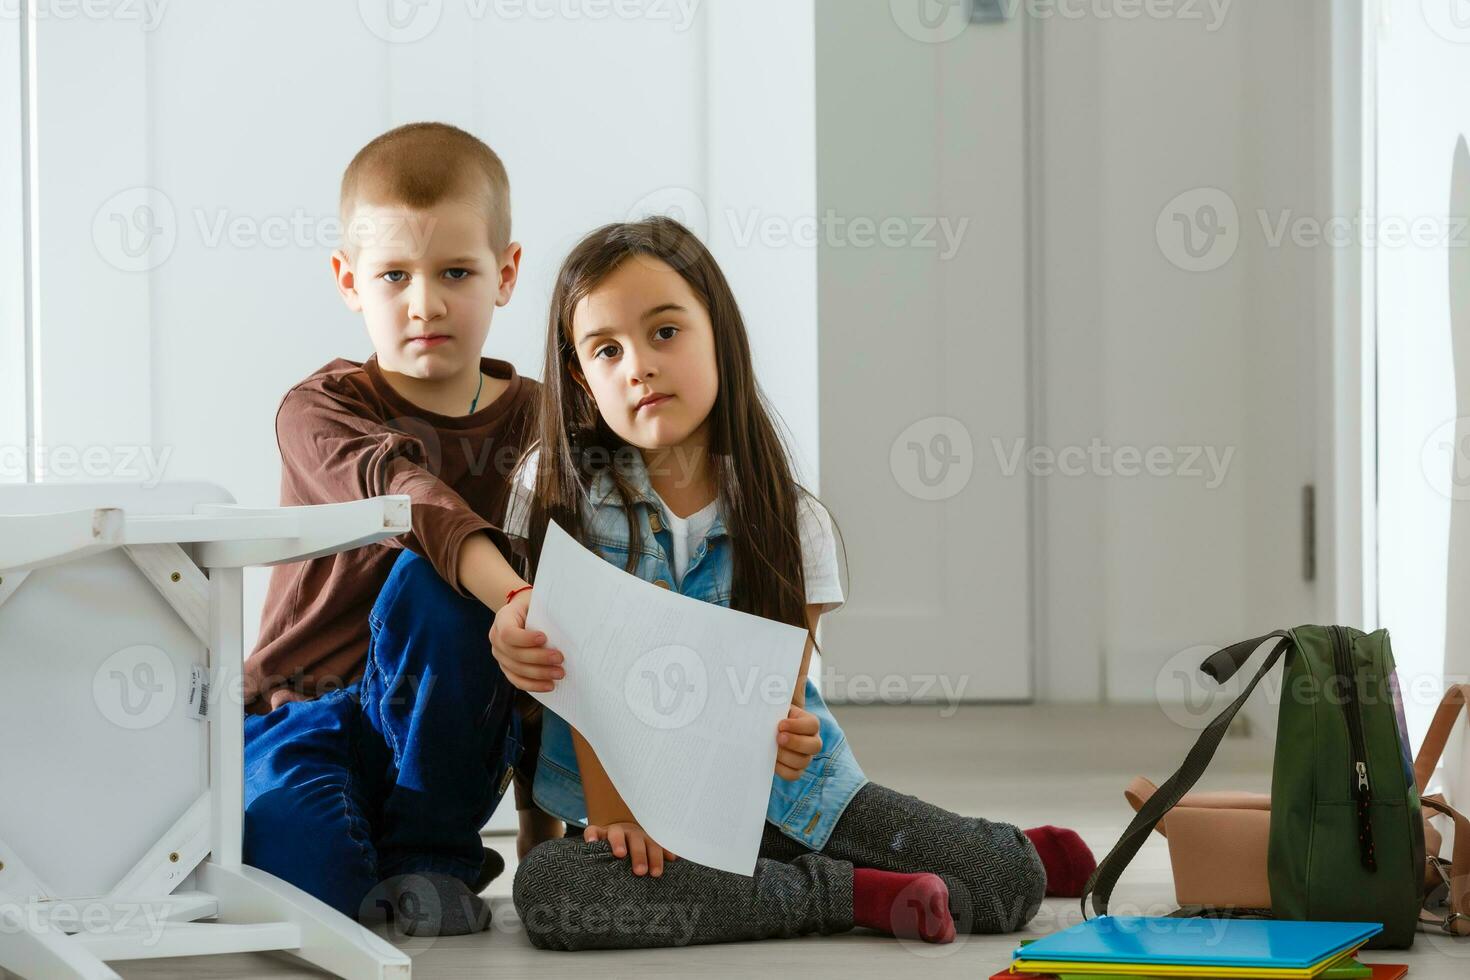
[242,122,561,937]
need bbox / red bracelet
[505,585,533,606]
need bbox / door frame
[1319,0,1377,630]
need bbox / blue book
[1012,917,1383,970]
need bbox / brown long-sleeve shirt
[244,353,539,714]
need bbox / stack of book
[994,917,1407,980]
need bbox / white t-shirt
[504,451,844,614]
[648,488,720,589]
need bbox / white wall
[705,0,819,486]
[1036,1,1323,708]
[31,10,151,485]
[23,0,816,654]
[0,13,23,481]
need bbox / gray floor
[96,704,1465,978]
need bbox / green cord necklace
[468,372,485,414]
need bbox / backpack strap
[1081,630,1292,918]
[1414,684,1470,792]
[1419,795,1470,936]
[1414,685,1470,937]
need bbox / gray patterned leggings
[511,782,1046,950]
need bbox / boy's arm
[457,530,529,613]
[277,383,521,601]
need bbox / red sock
[851,868,955,944]
[1023,825,1097,897]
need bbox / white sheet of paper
[525,519,808,876]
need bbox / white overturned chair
[0,482,414,979]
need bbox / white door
[815,3,1033,704]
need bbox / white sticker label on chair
[186,664,210,721]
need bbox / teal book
[1013,917,1383,970]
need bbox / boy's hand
[489,589,565,693]
[269,688,310,711]
[583,821,678,877]
[775,705,822,781]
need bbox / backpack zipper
[1331,625,1377,871]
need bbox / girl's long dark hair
[521,217,822,634]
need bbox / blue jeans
[243,550,522,919]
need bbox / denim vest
[530,455,868,852]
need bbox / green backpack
[1083,626,1426,948]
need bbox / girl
[489,217,1092,950]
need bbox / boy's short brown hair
[339,121,511,254]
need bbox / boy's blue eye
[445,268,471,281]
[382,270,407,283]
